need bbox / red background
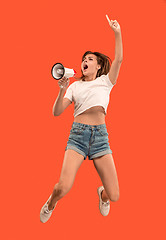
[1,0,166,239]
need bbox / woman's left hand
[106,15,121,33]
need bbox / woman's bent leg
[48,149,84,210]
[93,154,119,202]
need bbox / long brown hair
[75,51,112,81]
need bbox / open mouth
[83,64,88,71]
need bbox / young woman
[40,15,123,223]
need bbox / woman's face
[81,54,101,76]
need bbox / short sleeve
[102,73,115,89]
[64,84,73,102]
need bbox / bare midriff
[74,106,106,125]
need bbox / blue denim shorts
[65,122,112,160]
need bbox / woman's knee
[110,190,120,202]
[54,181,72,197]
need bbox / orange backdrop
[1,0,166,239]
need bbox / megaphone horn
[51,63,76,80]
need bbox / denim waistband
[72,122,106,130]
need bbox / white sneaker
[97,186,110,216]
[40,195,57,223]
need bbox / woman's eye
[82,58,93,62]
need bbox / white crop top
[64,73,115,118]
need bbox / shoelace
[44,209,50,214]
[44,203,55,214]
[102,201,110,206]
[100,190,110,206]
[44,208,51,214]
[44,205,53,214]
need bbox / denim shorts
[65,122,112,160]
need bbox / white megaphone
[51,63,76,80]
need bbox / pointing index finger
[106,14,111,24]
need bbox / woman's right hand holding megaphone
[58,77,70,90]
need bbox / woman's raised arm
[106,15,123,85]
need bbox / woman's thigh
[93,154,119,200]
[59,149,84,189]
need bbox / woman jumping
[40,15,123,223]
